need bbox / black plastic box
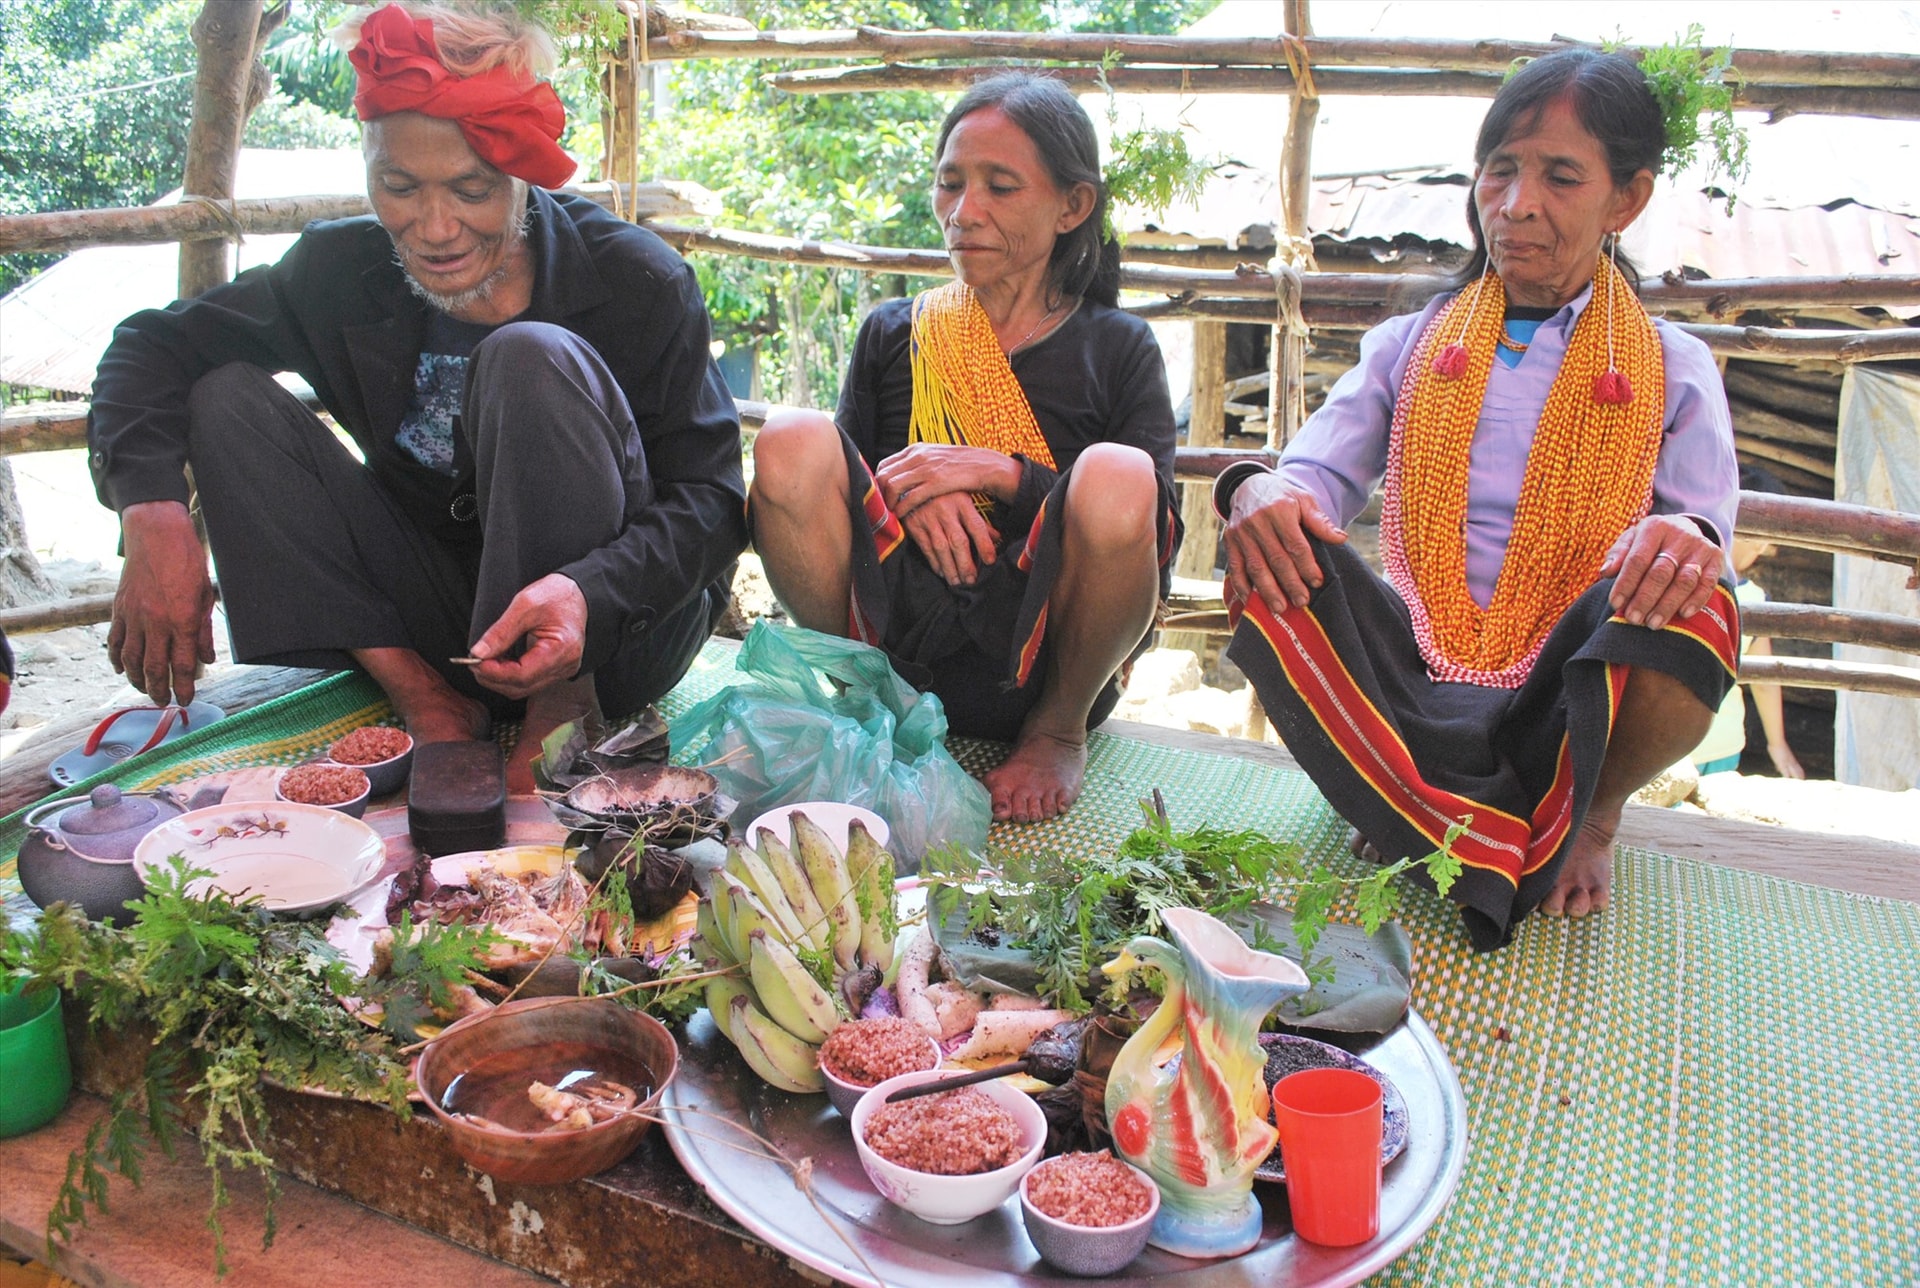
[407,741,507,856]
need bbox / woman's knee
[1064,443,1158,550]
[751,409,844,500]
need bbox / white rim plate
[132,801,386,914]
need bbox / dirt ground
[5,445,1913,848]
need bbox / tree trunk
[0,458,61,610]
[1164,321,1229,660]
[178,0,277,298]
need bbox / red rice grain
[330,726,412,765]
[1024,1152,1153,1227]
[862,1088,1025,1176]
[279,764,369,805]
[820,1018,937,1087]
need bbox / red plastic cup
[1272,1067,1383,1247]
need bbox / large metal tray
[661,1009,1468,1287]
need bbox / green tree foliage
[640,0,1216,408]
[0,0,357,294]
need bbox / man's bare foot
[1539,809,1619,917]
[401,693,490,745]
[984,731,1087,823]
[509,674,601,795]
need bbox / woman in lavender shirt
[1218,50,1739,951]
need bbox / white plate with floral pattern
[132,801,386,915]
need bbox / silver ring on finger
[1653,550,1681,568]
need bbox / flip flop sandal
[48,700,227,788]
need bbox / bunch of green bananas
[692,813,898,1093]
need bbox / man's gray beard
[393,211,531,315]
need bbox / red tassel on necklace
[1594,370,1633,404]
[1432,343,1469,378]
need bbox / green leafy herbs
[1095,51,1213,237]
[922,800,1464,1011]
[1635,26,1750,201]
[356,911,503,1042]
[3,857,415,1274]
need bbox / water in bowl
[439,1039,654,1133]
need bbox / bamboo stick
[0,592,115,634]
[652,28,1920,91]
[1738,493,1920,566]
[766,63,1920,120]
[0,183,717,256]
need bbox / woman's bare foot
[1539,809,1619,917]
[509,674,601,795]
[1349,830,1385,864]
[984,731,1088,823]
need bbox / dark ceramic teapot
[17,782,226,922]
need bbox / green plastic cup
[0,976,72,1137]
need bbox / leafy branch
[922,799,1464,1011]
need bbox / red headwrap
[349,4,575,190]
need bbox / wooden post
[178,0,279,298]
[1163,320,1229,660]
[1268,0,1318,450]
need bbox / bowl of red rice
[818,1018,942,1117]
[275,763,371,818]
[1019,1150,1160,1276]
[850,1070,1046,1225]
[327,725,414,796]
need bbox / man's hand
[900,492,1000,587]
[1600,515,1724,632]
[875,443,1021,518]
[469,573,589,700]
[110,500,217,705]
[1223,474,1348,617]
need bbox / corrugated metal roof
[1,149,369,396]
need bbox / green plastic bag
[670,622,990,866]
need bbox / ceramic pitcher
[1102,906,1308,1258]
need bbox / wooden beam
[1167,321,1230,657]
[1737,493,1920,567]
[653,28,1920,91]
[0,183,718,256]
[1722,367,1841,424]
[1741,602,1920,656]
[1727,396,1837,450]
[0,403,88,454]
[1739,655,1920,698]
[0,592,114,634]
[766,63,1920,120]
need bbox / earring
[1594,236,1632,405]
[1431,256,1493,380]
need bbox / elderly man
[89,3,745,790]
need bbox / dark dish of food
[409,741,507,856]
[329,725,412,765]
[1024,1151,1154,1227]
[861,1087,1025,1176]
[820,1017,938,1088]
[278,763,369,806]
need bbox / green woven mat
[5,645,1917,1284]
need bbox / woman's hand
[1223,474,1348,616]
[1600,515,1725,632]
[469,573,589,700]
[875,443,1022,517]
[900,492,1001,587]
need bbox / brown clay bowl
[416,996,678,1185]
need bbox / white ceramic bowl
[820,1030,942,1118]
[273,763,372,818]
[1019,1154,1160,1276]
[133,801,385,916]
[327,727,414,796]
[849,1069,1046,1225]
[746,801,888,856]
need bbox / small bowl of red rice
[327,725,414,796]
[1020,1151,1160,1276]
[819,1018,942,1117]
[850,1069,1045,1225]
[275,763,371,818]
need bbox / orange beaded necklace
[908,281,1057,474]
[1380,254,1664,688]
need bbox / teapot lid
[57,784,165,838]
